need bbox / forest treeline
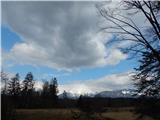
[1,71,160,120]
[1,71,160,109]
[1,71,61,120]
[1,72,59,108]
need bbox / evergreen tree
[42,81,49,97]
[21,72,35,107]
[22,72,35,94]
[49,77,58,105]
[133,51,160,97]
[62,90,68,99]
[8,73,21,96]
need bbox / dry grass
[15,108,154,120]
[102,111,154,120]
[16,109,75,120]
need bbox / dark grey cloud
[2,1,127,70]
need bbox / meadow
[15,108,154,120]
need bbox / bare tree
[1,71,9,95]
[1,71,16,120]
[97,1,160,96]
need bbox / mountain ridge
[58,89,136,99]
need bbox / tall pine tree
[21,72,35,107]
[8,73,21,97]
[42,81,50,98]
[49,77,58,106]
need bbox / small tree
[62,90,68,99]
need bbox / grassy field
[15,108,154,120]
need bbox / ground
[15,108,154,120]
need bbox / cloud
[2,1,127,70]
[0,71,133,94]
[59,71,133,94]
[34,80,43,91]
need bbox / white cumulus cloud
[59,71,133,94]
[2,1,127,70]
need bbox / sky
[1,1,138,94]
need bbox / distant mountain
[58,92,95,99]
[58,92,80,99]
[95,89,136,98]
[58,89,137,99]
